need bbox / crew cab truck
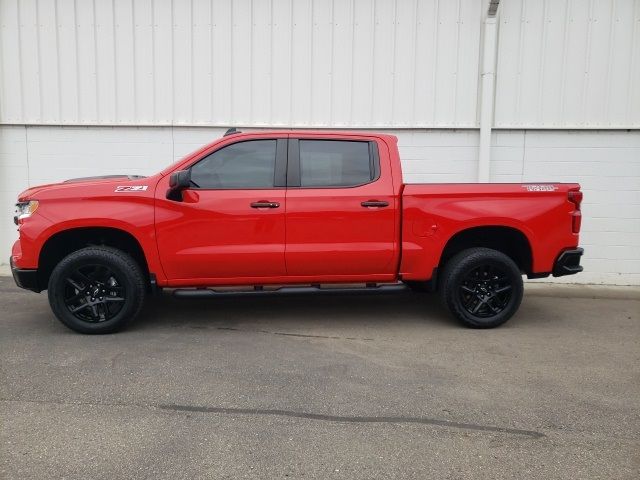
[10,130,584,334]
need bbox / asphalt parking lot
[1,276,639,479]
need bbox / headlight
[14,200,39,223]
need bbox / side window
[190,140,277,189]
[299,140,376,187]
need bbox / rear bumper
[552,248,584,277]
[9,257,41,292]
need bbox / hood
[17,174,150,201]
[63,174,146,184]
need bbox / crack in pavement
[158,404,545,439]
[1,398,544,439]
[215,326,374,341]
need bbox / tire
[439,247,523,328]
[47,246,146,334]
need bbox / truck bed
[400,183,581,280]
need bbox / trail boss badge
[522,184,558,192]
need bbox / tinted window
[299,140,374,187]
[191,140,276,189]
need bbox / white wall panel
[0,126,30,268]
[489,129,640,285]
[495,0,640,128]
[0,0,483,127]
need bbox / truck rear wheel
[439,247,523,328]
[47,246,146,334]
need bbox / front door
[155,138,287,282]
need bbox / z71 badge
[115,186,148,192]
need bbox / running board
[172,284,409,299]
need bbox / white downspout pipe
[478,16,498,182]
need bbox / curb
[525,283,640,300]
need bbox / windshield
[158,137,224,177]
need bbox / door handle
[250,201,280,209]
[361,200,389,208]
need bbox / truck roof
[223,129,397,139]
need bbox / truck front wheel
[439,247,523,328]
[47,246,146,334]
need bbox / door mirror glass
[167,169,191,200]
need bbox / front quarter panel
[12,176,164,281]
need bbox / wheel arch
[38,226,150,291]
[438,225,533,276]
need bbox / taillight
[568,189,582,233]
[568,190,583,209]
[572,211,582,233]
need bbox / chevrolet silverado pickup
[10,130,584,333]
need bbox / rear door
[284,137,397,279]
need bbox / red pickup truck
[10,130,583,333]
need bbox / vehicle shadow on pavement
[130,289,457,333]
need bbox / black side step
[172,284,409,299]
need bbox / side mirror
[167,169,191,201]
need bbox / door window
[190,140,277,189]
[298,140,377,187]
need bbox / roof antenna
[224,128,240,137]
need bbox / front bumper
[552,248,584,277]
[10,257,41,292]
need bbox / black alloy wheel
[439,247,524,328]
[48,246,146,334]
[63,264,126,323]
[458,263,513,318]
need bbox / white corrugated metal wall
[495,0,640,128]
[0,0,484,127]
[2,0,638,128]
[1,0,639,285]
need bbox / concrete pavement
[1,277,638,479]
